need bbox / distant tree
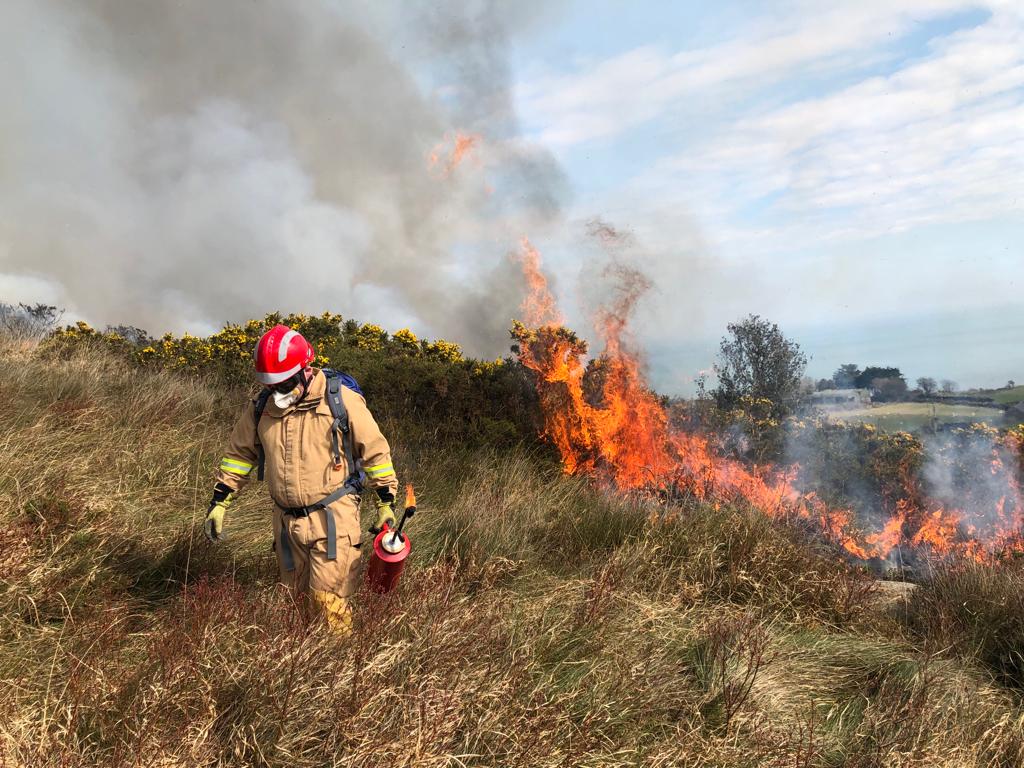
[916,377,937,395]
[712,315,807,417]
[1008,380,1017,389]
[832,363,861,389]
[816,378,833,392]
[941,379,958,393]
[856,366,903,390]
[872,377,908,403]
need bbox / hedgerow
[43,312,542,450]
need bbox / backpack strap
[320,370,363,561]
[253,388,272,481]
[324,371,362,489]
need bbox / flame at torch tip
[405,484,416,509]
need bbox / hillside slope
[1,343,1022,767]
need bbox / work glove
[370,491,396,534]
[204,483,235,542]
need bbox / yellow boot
[310,589,352,635]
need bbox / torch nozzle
[394,505,416,538]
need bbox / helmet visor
[270,371,304,394]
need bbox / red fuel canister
[365,522,410,593]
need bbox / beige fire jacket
[214,369,398,507]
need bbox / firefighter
[203,324,399,632]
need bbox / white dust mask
[272,387,301,409]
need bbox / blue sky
[502,0,1024,392]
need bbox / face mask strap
[294,368,313,403]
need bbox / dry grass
[905,560,1024,691]
[2,342,1023,767]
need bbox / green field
[989,385,1024,405]
[942,385,1024,406]
[827,402,1005,431]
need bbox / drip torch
[366,484,416,593]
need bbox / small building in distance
[807,388,872,409]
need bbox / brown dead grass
[1,341,1022,767]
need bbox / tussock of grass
[906,560,1024,690]
[2,342,1023,766]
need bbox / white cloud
[654,5,1024,246]
[516,0,984,147]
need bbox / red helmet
[254,325,315,385]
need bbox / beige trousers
[272,498,362,632]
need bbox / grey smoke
[783,414,1022,561]
[784,420,889,528]
[0,0,567,354]
[921,431,1020,542]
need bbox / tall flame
[513,239,1024,563]
[405,483,417,510]
[516,237,563,328]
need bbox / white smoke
[0,0,567,354]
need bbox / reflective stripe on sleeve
[220,457,254,476]
[364,461,394,478]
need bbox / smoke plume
[0,0,566,354]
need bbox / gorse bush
[787,418,927,518]
[44,311,542,450]
[701,394,788,463]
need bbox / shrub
[390,327,419,354]
[351,322,388,351]
[38,312,543,450]
[43,321,137,360]
[422,338,463,363]
[786,418,926,521]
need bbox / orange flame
[513,239,1024,564]
[865,502,907,556]
[429,132,481,177]
[516,237,563,328]
[911,507,960,555]
[405,483,417,510]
